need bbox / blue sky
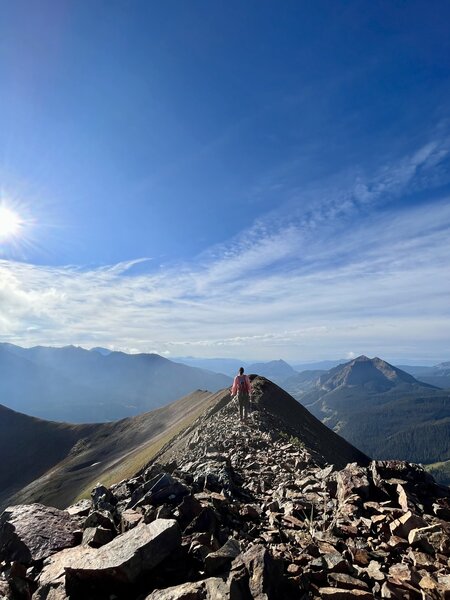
[0,1,449,362]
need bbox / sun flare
[0,206,22,239]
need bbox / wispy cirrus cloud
[1,134,449,361]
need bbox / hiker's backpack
[239,375,248,393]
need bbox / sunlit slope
[1,390,217,509]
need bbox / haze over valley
[0,343,230,422]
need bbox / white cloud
[1,136,449,362]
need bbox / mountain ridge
[153,375,370,472]
[0,343,231,422]
[0,375,449,599]
[0,376,368,511]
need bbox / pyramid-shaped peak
[319,355,422,391]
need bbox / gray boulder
[34,519,181,599]
[146,577,229,599]
[0,504,79,564]
[33,546,88,600]
[205,538,241,575]
[65,519,181,593]
[229,544,283,600]
[81,526,115,548]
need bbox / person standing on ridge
[232,367,252,422]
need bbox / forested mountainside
[286,356,450,485]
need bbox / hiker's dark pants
[238,391,250,420]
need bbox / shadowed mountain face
[0,343,231,422]
[0,404,100,509]
[294,356,450,482]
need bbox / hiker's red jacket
[231,374,252,396]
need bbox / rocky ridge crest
[0,378,449,599]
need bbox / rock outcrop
[0,504,80,563]
[0,377,449,599]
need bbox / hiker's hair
[239,367,244,375]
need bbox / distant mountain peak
[0,343,231,423]
[247,359,296,383]
[90,347,112,356]
[318,355,424,392]
[250,358,293,367]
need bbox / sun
[0,206,22,239]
